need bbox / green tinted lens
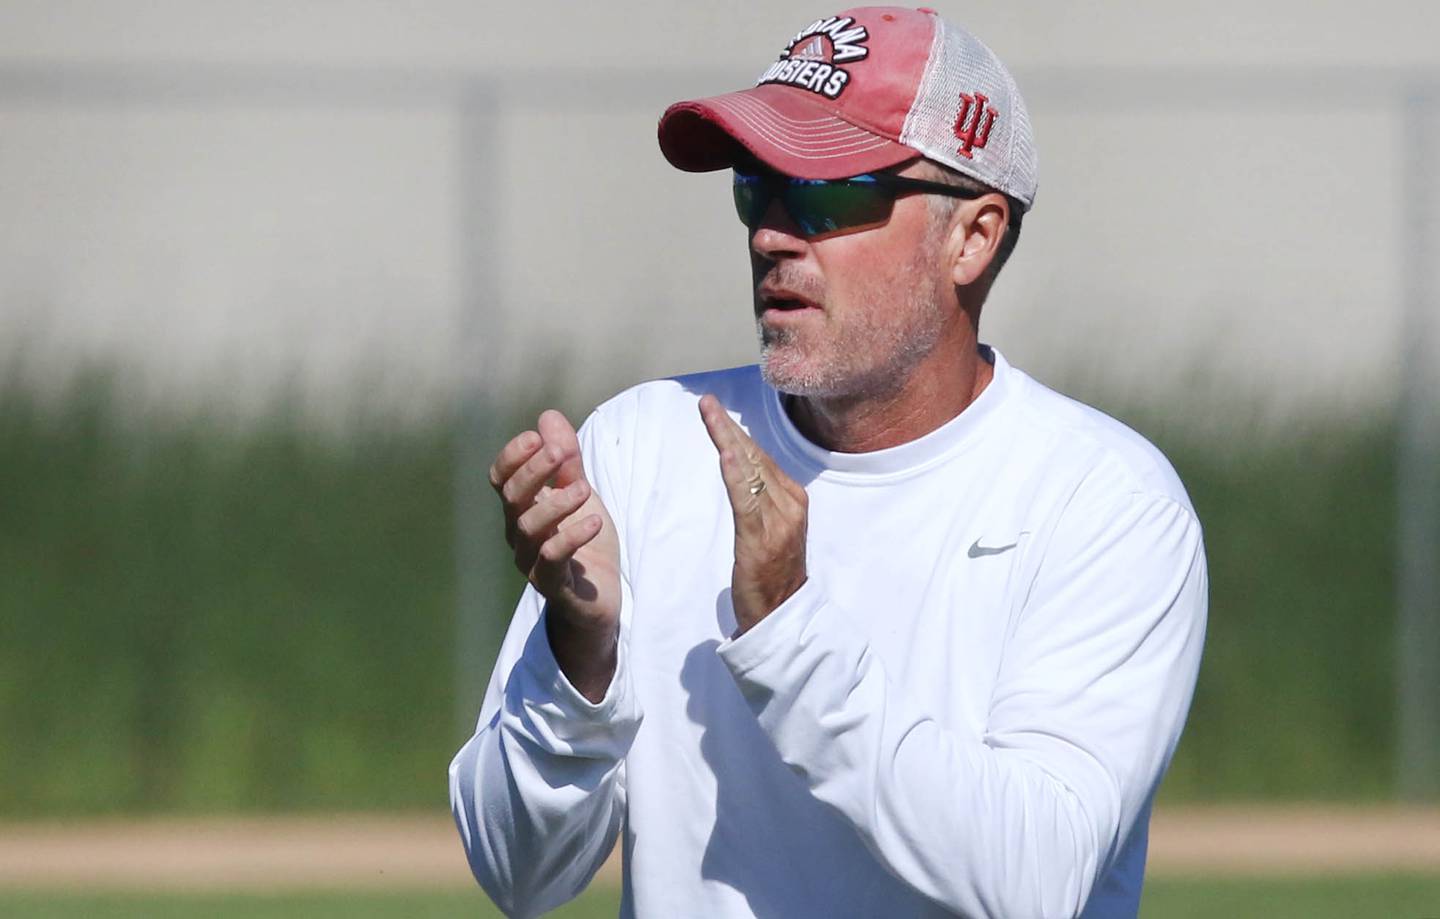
[784,179,893,236]
[732,173,768,228]
[733,172,895,237]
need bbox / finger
[701,394,782,476]
[537,409,586,487]
[698,399,748,499]
[698,394,749,459]
[515,480,591,562]
[488,430,543,493]
[701,398,768,505]
[699,394,797,504]
[715,447,767,521]
[532,514,604,593]
[501,441,567,519]
[699,396,767,497]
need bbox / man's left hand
[699,394,809,635]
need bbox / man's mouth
[757,287,822,316]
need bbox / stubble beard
[756,230,948,400]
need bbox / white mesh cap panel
[898,17,1038,209]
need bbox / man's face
[749,161,956,400]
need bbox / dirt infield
[2,806,1438,891]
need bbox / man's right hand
[490,410,621,702]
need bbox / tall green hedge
[0,375,1402,814]
[1158,417,1397,801]
[0,375,461,814]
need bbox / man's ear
[948,194,1010,287]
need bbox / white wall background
[0,1,1435,427]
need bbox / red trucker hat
[657,6,1038,211]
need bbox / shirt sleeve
[448,409,643,919]
[716,487,1207,919]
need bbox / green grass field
[4,875,1439,918]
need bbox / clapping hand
[698,395,809,635]
[489,410,621,701]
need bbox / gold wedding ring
[746,466,766,497]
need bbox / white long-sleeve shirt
[449,348,1207,918]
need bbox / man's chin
[760,353,840,398]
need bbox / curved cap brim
[658,83,917,180]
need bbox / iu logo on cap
[954,92,998,159]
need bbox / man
[450,7,1206,918]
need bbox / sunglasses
[732,168,990,238]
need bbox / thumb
[537,409,586,487]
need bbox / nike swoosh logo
[968,538,1018,558]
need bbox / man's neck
[785,346,995,454]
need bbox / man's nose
[750,198,807,260]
